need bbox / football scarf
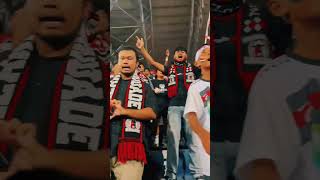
[0,35,109,151]
[110,73,147,164]
[167,62,194,98]
[212,0,273,91]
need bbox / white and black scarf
[110,73,147,164]
[0,35,109,151]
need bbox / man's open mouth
[39,16,65,26]
[122,66,130,70]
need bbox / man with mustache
[110,46,157,180]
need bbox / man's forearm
[48,150,109,180]
[140,47,165,72]
[123,107,156,120]
[188,113,208,138]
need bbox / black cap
[174,46,187,53]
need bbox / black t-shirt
[164,62,199,106]
[151,79,168,111]
[14,54,66,146]
[110,78,157,157]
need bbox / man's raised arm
[135,36,165,72]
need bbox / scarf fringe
[117,141,147,164]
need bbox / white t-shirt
[184,78,210,176]
[235,54,320,180]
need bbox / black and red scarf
[0,35,109,152]
[110,74,147,164]
[212,0,274,91]
[167,62,194,98]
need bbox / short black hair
[117,46,140,61]
[174,46,187,53]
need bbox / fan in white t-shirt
[184,45,211,179]
[234,0,320,180]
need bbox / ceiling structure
[110,0,210,67]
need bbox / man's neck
[174,61,185,66]
[157,77,164,80]
[293,21,320,60]
[201,69,210,81]
[35,37,73,58]
[121,73,132,80]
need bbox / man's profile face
[118,50,138,76]
[174,50,187,62]
[32,0,86,39]
[156,70,164,79]
[198,47,210,70]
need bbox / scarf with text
[167,62,194,98]
[0,35,109,152]
[110,74,147,164]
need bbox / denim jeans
[166,106,202,179]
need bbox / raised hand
[165,49,170,57]
[135,36,145,50]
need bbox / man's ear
[267,0,289,18]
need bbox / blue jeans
[166,106,202,179]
